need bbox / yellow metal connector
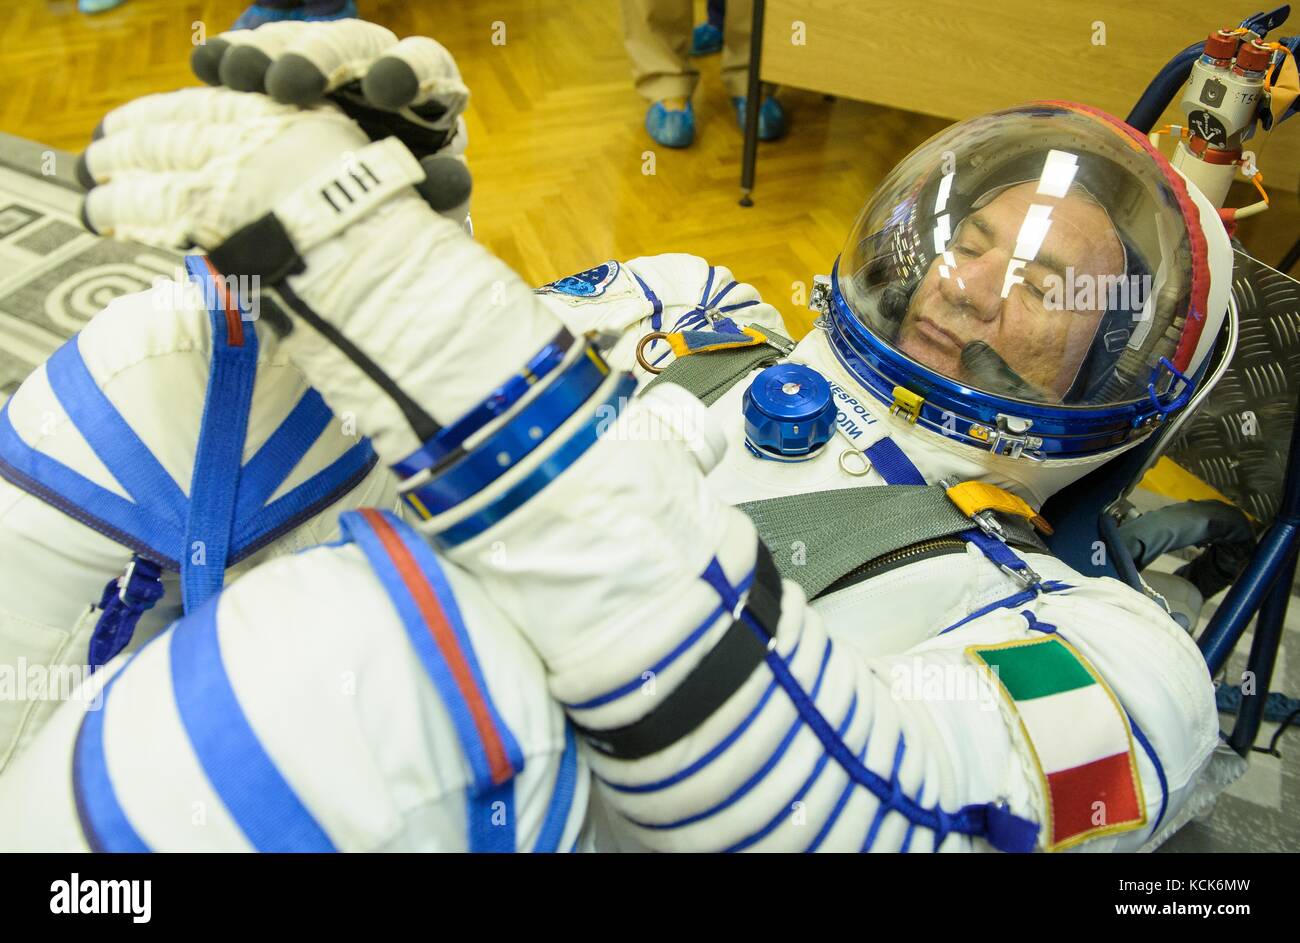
[889,386,924,424]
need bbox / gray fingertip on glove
[191,38,232,87]
[360,57,421,110]
[265,53,329,106]
[417,156,472,214]
[221,44,276,93]
[74,151,96,193]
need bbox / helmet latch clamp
[1142,356,1196,425]
[981,413,1045,460]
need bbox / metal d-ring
[636,331,670,374]
[833,422,871,476]
[838,448,871,477]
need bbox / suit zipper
[817,536,967,599]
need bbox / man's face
[896,181,1124,400]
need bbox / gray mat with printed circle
[0,131,182,404]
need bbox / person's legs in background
[622,0,698,148]
[233,0,359,31]
[721,0,787,141]
[78,0,128,14]
[691,0,725,56]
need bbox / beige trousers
[621,0,754,101]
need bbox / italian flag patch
[968,636,1146,851]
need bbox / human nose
[938,249,1007,322]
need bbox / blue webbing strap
[341,509,523,852]
[533,724,579,853]
[43,337,195,668]
[865,433,1058,592]
[181,281,259,613]
[72,669,152,853]
[2,337,194,672]
[630,270,663,332]
[0,256,382,673]
[631,270,665,360]
[0,404,180,567]
[44,340,189,526]
[233,437,377,558]
[178,258,379,575]
[233,387,333,520]
[25,263,374,579]
[938,580,1074,636]
[863,435,926,486]
[169,597,337,851]
[960,527,1024,567]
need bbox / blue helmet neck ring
[820,260,1198,463]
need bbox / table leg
[739,0,765,207]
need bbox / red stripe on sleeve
[360,508,514,786]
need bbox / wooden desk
[740,0,1300,197]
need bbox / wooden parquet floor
[1,0,1296,338]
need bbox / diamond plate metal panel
[1166,250,1300,525]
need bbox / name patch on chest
[828,380,878,442]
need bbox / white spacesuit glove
[191,19,469,156]
[79,22,473,237]
[77,23,559,469]
[185,17,472,232]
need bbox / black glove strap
[573,540,783,761]
[208,212,305,284]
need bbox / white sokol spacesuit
[0,23,1231,853]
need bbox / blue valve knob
[742,363,836,461]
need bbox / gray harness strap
[635,325,1050,599]
[737,486,1047,600]
[641,328,794,406]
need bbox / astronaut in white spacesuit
[0,21,1231,853]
